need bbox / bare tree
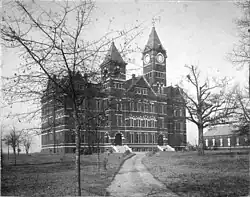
[22,131,33,155]
[1,1,144,195]
[230,0,250,95]
[4,126,23,165]
[231,1,250,64]
[179,65,237,155]
[233,86,250,135]
[230,1,250,142]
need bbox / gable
[127,76,156,97]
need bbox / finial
[152,16,161,27]
[152,18,156,27]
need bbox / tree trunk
[74,111,81,196]
[7,144,9,160]
[198,126,204,155]
[25,147,28,155]
[17,142,20,156]
[13,147,16,166]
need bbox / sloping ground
[142,151,249,197]
[1,152,134,196]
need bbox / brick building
[204,125,250,149]
[41,27,187,153]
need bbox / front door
[114,133,122,146]
[158,134,164,146]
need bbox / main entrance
[158,134,164,146]
[114,133,122,146]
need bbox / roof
[144,27,165,52]
[103,42,125,64]
[204,125,235,137]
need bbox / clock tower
[142,27,167,87]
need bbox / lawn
[1,152,135,196]
[142,150,250,197]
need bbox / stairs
[111,145,132,153]
[123,145,132,153]
[157,145,175,152]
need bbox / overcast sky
[1,0,247,152]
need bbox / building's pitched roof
[125,75,157,96]
[103,42,125,64]
[144,27,165,52]
[204,125,235,137]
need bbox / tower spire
[104,42,125,64]
[143,26,165,53]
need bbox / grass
[1,152,135,196]
[142,150,250,197]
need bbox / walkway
[107,152,179,197]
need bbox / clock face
[144,54,150,64]
[157,53,164,63]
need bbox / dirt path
[107,152,179,197]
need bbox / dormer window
[135,87,148,95]
[114,82,123,89]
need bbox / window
[131,102,134,111]
[220,138,223,147]
[138,119,141,127]
[205,139,208,147]
[159,117,164,128]
[227,138,231,147]
[136,87,148,95]
[148,120,152,128]
[236,137,239,146]
[134,119,138,127]
[114,82,123,89]
[142,120,145,127]
[152,133,155,144]
[142,89,148,95]
[96,100,101,111]
[145,103,148,112]
[152,104,155,113]
[130,133,134,143]
[180,122,184,131]
[138,133,141,143]
[49,133,53,141]
[145,133,148,143]
[117,115,122,126]
[135,133,139,143]
[212,139,215,146]
[130,118,134,127]
[180,109,183,117]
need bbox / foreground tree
[230,0,250,141]
[1,1,144,195]
[230,1,250,68]
[179,65,237,155]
